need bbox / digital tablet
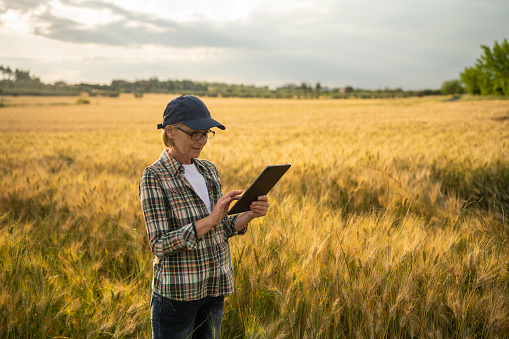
[227,164,291,215]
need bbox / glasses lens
[191,132,201,140]
[191,131,215,140]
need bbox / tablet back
[227,164,291,215]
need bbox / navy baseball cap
[157,95,225,130]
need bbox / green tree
[314,82,321,98]
[441,79,465,95]
[14,69,31,82]
[460,67,481,95]
[460,39,509,95]
[5,66,13,81]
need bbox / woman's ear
[165,126,174,139]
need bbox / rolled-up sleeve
[222,214,247,238]
[139,169,198,258]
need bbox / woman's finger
[250,202,269,209]
[250,202,269,215]
[224,190,243,199]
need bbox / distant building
[283,83,298,89]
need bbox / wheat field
[0,94,508,338]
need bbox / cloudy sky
[0,0,508,90]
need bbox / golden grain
[1,94,508,337]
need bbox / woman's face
[167,125,209,164]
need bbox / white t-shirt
[183,163,212,213]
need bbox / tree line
[460,39,509,96]
[441,39,509,96]
[0,70,440,99]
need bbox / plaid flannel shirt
[139,149,245,301]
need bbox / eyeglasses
[176,127,215,140]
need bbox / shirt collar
[159,149,211,179]
[192,158,212,179]
[158,149,182,176]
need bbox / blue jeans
[151,292,224,339]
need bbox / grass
[0,94,508,338]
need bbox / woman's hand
[196,190,242,239]
[198,193,270,237]
[233,195,270,232]
[246,195,269,219]
[209,190,242,224]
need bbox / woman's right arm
[139,169,199,258]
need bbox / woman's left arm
[234,195,269,232]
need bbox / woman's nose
[197,135,208,145]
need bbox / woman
[139,95,269,339]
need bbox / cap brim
[181,118,225,130]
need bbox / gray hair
[161,122,182,148]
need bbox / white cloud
[123,0,265,22]
[0,9,34,34]
[50,2,123,27]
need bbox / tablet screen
[227,164,291,215]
